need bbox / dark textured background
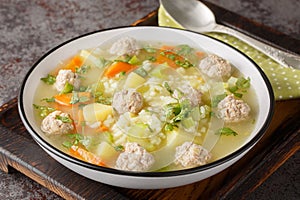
[0,0,299,199]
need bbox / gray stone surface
[0,0,299,199]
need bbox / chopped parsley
[40,74,56,85]
[147,56,156,62]
[217,127,238,136]
[211,93,227,107]
[33,104,55,118]
[134,67,148,77]
[236,77,251,89]
[114,145,125,152]
[175,44,193,56]
[70,92,90,104]
[119,71,126,76]
[98,57,112,68]
[76,65,90,74]
[55,115,73,123]
[41,97,55,103]
[164,123,175,132]
[174,59,194,68]
[162,82,173,95]
[228,77,251,98]
[62,133,87,148]
[144,47,157,53]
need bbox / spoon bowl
[162,0,215,31]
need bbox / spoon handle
[212,24,300,69]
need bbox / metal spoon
[160,0,300,69]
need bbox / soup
[33,37,257,172]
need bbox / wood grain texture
[0,2,299,199]
[0,99,129,200]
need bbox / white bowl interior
[18,26,273,188]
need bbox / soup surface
[33,37,257,172]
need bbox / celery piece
[236,77,251,89]
[134,67,148,77]
[211,93,227,107]
[127,123,150,138]
[128,55,140,65]
[227,76,238,88]
[61,82,74,94]
[181,117,195,129]
[191,106,201,121]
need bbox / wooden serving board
[1,2,299,200]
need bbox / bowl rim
[18,26,275,177]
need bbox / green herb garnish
[41,74,56,85]
[134,67,148,77]
[62,141,73,148]
[147,56,156,62]
[174,59,194,68]
[33,104,55,118]
[76,65,90,74]
[70,92,90,104]
[144,47,157,53]
[211,93,227,107]
[162,82,173,95]
[55,115,73,123]
[227,77,251,98]
[114,145,125,152]
[62,133,89,149]
[98,57,112,68]
[41,97,55,103]
[236,77,251,89]
[175,44,193,56]
[217,127,238,136]
[119,71,126,76]
[61,82,74,94]
[164,123,175,132]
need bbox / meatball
[41,111,74,135]
[198,54,232,78]
[174,142,211,168]
[109,37,140,56]
[172,84,202,107]
[217,94,251,123]
[115,142,155,171]
[112,89,143,114]
[54,69,80,92]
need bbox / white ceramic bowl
[18,26,274,189]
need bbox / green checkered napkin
[158,5,300,100]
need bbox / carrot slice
[70,145,105,166]
[77,109,84,126]
[104,62,136,78]
[156,51,184,69]
[161,45,175,51]
[54,92,91,107]
[54,93,72,106]
[196,51,205,59]
[99,124,109,132]
[63,55,83,72]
